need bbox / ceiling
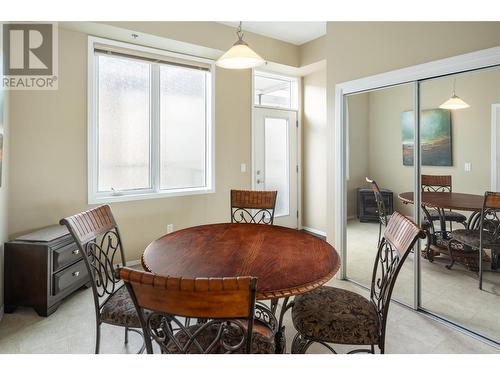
[218,22,326,46]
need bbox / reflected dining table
[141,222,340,353]
[399,191,484,269]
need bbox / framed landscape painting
[401,108,452,166]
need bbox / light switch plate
[167,224,174,233]
[464,162,472,172]
[240,163,247,173]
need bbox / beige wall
[6,26,287,261]
[302,66,327,232]
[0,85,9,315]
[326,21,500,244]
[346,93,369,218]
[299,36,325,67]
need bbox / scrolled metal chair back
[370,212,425,348]
[60,205,126,309]
[119,268,260,354]
[480,192,500,244]
[421,175,452,192]
[230,189,277,225]
[366,177,388,226]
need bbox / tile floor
[0,275,498,353]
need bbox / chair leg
[479,249,483,290]
[95,322,101,354]
[445,242,456,270]
[124,326,129,345]
[291,332,312,354]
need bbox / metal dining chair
[60,205,145,354]
[365,177,390,246]
[230,189,278,225]
[119,267,277,354]
[447,191,500,289]
[291,212,426,354]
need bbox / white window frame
[253,70,299,111]
[87,36,215,204]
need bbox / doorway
[253,107,298,228]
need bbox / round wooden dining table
[398,191,484,212]
[142,223,340,301]
[142,223,340,353]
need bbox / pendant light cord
[237,21,244,41]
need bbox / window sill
[88,186,215,204]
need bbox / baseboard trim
[302,227,327,237]
[127,259,142,267]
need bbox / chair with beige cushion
[119,267,277,354]
[60,205,146,354]
[291,212,425,354]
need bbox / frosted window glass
[160,65,206,190]
[97,55,151,191]
[265,118,289,216]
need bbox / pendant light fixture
[439,78,470,110]
[216,22,265,69]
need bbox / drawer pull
[72,271,80,277]
[72,249,80,255]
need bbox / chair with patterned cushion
[119,267,277,354]
[291,212,425,354]
[230,189,278,225]
[60,205,145,354]
[421,175,467,228]
[447,192,500,289]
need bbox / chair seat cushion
[292,286,379,345]
[100,285,143,328]
[449,229,500,249]
[425,209,466,223]
[165,321,275,354]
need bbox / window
[88,37,214,203]
[254,71,298,110]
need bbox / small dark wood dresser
[357,187,394,222]
[4,225,90,317]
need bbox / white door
[253,107,298,228]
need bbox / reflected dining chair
[447,191,500,289]
[119,268,277,354]
[230,189,277,225]
[365,177,391,246]
[291,212,426,354]
[421,175,467,247]
[60,205,145,354]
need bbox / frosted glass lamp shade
[216,40,265,69]
[439,94,470,110]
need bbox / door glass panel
[345,82,415,306]
[420,66,500,343]
[264,117,289,216]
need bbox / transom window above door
[88,37,214,203]
[254,71,298,110]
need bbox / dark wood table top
[399,191,484,211]
[142,223,340,300]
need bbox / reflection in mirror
[420,66,500,343]
[345,82,415,306]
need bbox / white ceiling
[218,22,326,46]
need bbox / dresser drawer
[52,242,81,272]
[53,260,88,295]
